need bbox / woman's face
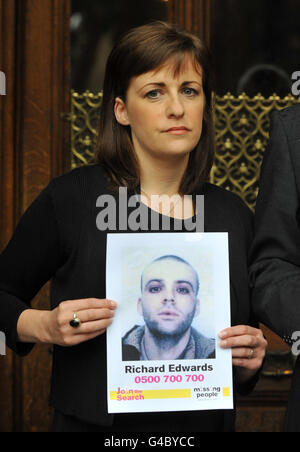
[114,55,205,163]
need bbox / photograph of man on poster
[122,255,215,361]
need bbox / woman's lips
[165,127,190,135]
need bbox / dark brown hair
[94,21,216,194]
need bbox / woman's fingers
[219,334,260,350]
[51,298,118,347]
[59,298,117,313]
[57,299,117,326]
[219,325,262,340]
[218,324,267,371]
[231,347,256,359]
[72,317,114,335]
[68,308,115,325]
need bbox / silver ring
[69,312,81,328]
[248,348,254,359]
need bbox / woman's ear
[114,97,130,126]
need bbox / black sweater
[0,164,256,431]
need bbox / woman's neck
[139,153,189,197]
[137,152,194,219]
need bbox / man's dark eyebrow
[144,279,163,289]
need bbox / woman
[0,21,266,432]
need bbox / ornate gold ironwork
[67,90,103,167]
[212,93,300,210]
[67,90,300,211]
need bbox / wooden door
[0,0,70,432]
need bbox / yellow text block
[110,389,191,400]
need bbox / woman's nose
[166,95,184,118]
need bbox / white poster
[106,233,233,413]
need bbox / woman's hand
[17,298,117,346]
[218,325,267,383]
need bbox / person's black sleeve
[0,181,63,355]
[236,204,263,395]
[249,109,300,343]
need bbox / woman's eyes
[145,90,162,99]
[182,87,199,97]
[145,87,199,99]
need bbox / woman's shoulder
[204,182,251,211]
[203,182,253,229]
[52,163,108,187]
[38,164,111,222]
[49,164,110,199]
